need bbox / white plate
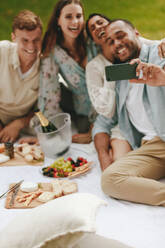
[40,145,93,179]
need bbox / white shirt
[0,40,39,125]
[17,61,37,80]
[126,84,157,140]
[86,53,125,140]
[86,53,116,118]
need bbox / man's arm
[140,36,165,58]
[0,111,34,143]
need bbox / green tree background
[1,0,165,40]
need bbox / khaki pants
[101,137,165,206]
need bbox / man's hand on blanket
[0,119,23,143]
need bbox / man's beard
[113,43,140,64]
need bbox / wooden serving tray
[5,182,52,209]
[0,152,43,167]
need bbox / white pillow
[0,193,107,248]
[73,233,132,248]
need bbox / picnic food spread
[5,180,78,209]
[0,144,10,163]
[0,153,10,163]
[1,142,93,210]
[20,182,39,192]
[15,143,44,162]
[0,142,44,166]
[42,156,93,178]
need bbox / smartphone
[105,63,138,81]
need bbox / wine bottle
[34,110,57,133]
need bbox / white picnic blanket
[0,142,165,248]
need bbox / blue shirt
[92,43,165,149]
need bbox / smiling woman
[38,0,99,144]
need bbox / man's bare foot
[72,124,93,144]
[72,132,92,144]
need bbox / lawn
[0,0,165,40]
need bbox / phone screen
[105,63,138,81]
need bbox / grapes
[42,156,88,178]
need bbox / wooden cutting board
[5,182,52,209]
[0,152,43,166]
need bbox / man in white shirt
[0,10,42,142]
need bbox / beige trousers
[101,137,165,206]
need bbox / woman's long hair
[42,0,86,61]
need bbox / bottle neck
[35,111,49,127]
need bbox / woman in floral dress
[39,0,99,143]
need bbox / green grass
[1,0,165,40]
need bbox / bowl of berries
[42,156,93,178]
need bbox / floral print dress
[38,39,98,122]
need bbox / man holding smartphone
[93,19,165,206]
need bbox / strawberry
[64,172,69,177]
[54,172,59,178]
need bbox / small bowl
[35,113,71,159]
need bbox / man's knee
[101,165,128,198]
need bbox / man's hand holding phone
[105,59,165,86]
[129,58,165,86]
[105,62,138,81]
